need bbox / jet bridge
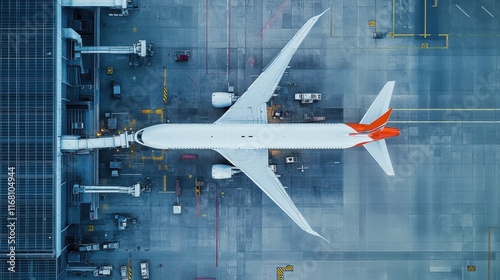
[61,0,131,16]
[63,29,153,72]
[74,40,153,57]
[73,183,142,197]
[60,131,134,152]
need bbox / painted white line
[482,6,494,18]
[455,4,470,18]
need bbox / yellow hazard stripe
[163,86,168,103]
[276,267,284,275]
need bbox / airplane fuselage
[134,123,372,150]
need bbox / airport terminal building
[1,0,61,278]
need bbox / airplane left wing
[215,9,329,124]
[214,148,328,242]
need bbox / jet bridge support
[73,183,142,197]
[60,131,134,152]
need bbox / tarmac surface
[71,0,500,279]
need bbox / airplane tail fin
[348,81,398,176]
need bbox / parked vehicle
[112,81,121,99]
[120,265,127,280]
[93,265,113,277]
[372,32,385,39]
[294,93,321,103]
[179,154,198,160]
[78,243,100,252]
[140,261,149,279]
[101,241,120,250]
[109,160,123,169]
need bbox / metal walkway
[60,131,134,151]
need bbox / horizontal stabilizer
[363,140,395,176]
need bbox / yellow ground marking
[154,108,164,121]
[276,267,284,275]
[467,265,476,272]
[270,150,280,156]
[128,260,132,280]
[391,0,448,49]
[163,67,168,104]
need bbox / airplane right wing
[214,148,328,242]
[215,9,329,124]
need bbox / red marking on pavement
[188,75,200,90]
[247,56,256,66]
[258,0,290,39]
[215,184,219,267]
[205,0,231,76]
[205,0,208,75]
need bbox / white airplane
[134,9,399,241]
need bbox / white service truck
[120,265,127,280]
[93,265,113,277]
[140,261,150,279]
[294,93,321,104]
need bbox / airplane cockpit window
[135,130,144,144]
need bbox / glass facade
[0,0,59,278]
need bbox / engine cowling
[212,164,237,179]
[212,92,235,108]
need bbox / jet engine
[212,92,237,108]
[211,164,241,179]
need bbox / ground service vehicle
[120,265,127,280]
[79,243,100,251]
[294,93,321,103]
[140,261,149,279]
[93,265,113,277]
[101,241,120,250]
[112,81,121,98]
